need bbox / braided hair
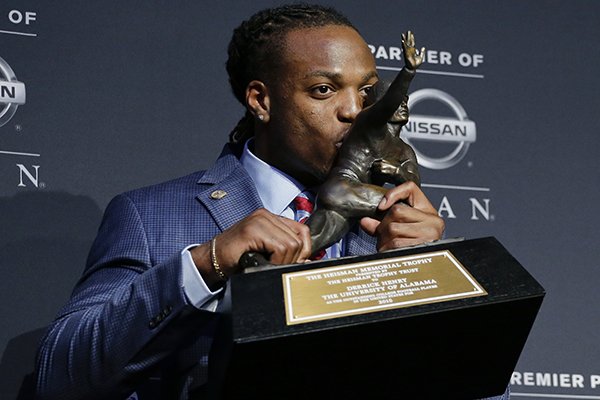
[226,4,357,145]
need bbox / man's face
[254,25,378,187]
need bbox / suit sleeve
[35,194,220,400]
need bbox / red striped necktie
[293,192,325,260]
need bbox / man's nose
[337,91,363,123]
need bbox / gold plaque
[282,250,487,325]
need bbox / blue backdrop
[1,1,599,398]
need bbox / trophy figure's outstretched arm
[361,31,425,128]
[402,31,425,71]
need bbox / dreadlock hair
[226,3,357,146]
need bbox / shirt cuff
[181,244,222,311]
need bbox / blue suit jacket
[35,145,377,400]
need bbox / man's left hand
[359,181,444,251]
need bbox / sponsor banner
[0,55,42,191]
[403,88,477,170]
[0,56,26,128]
[511,371,600,398]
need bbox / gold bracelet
[210,237,227,281]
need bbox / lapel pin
[210,190,227,200]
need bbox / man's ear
[246,80,271,123]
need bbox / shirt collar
[240,139,305,215]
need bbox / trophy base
[208,237,544,399]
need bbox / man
[35,4,503,399]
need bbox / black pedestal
[208,237,544,399]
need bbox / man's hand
[191,208,311,287]
[359,181,444,251]
[402,31,425,71]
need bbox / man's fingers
[263,216,311,264]
[378,181,416,210]
[279,217,312,262]
[368,182,445,252]
[217,209,312,270]
[359,216,380,236]
[378,181,438,215]
[375,205,444,251]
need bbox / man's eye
[360,85,373,97]
[311,85,334,97]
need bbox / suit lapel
[195,147,263,232]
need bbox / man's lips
[335,129,350,148]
